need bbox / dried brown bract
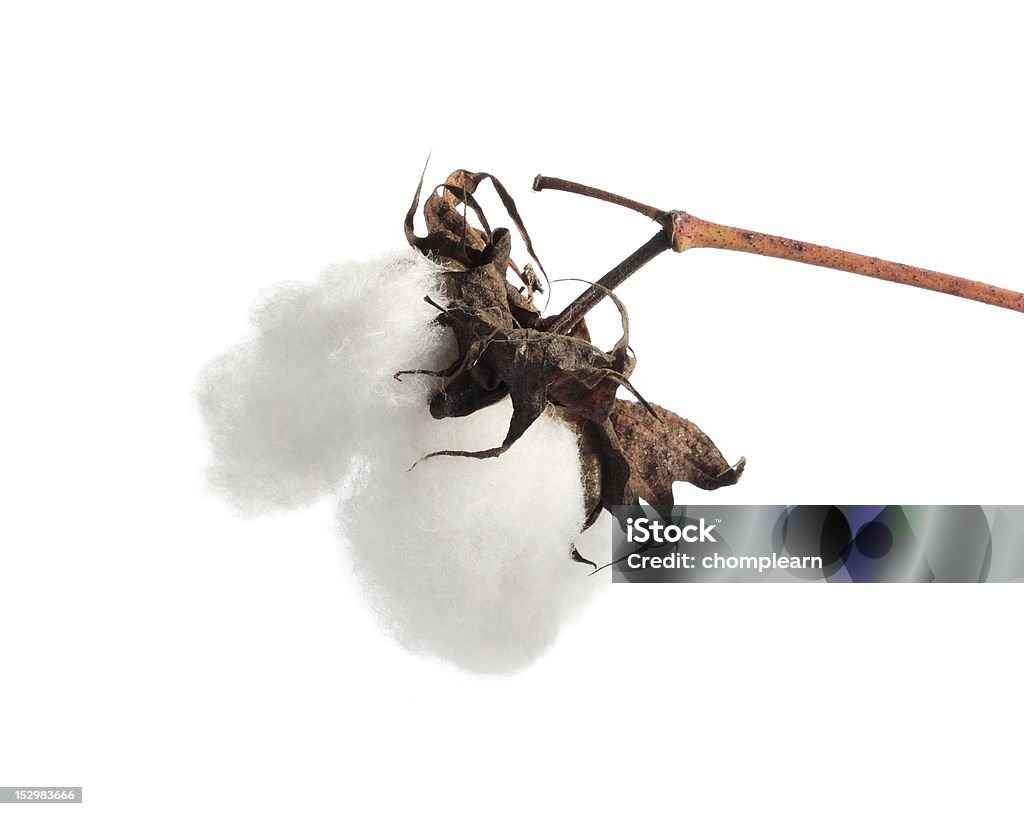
[401,169,744,553]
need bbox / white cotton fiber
[198,248,609,673]
[197,250,452,514]
[341,401,610,674]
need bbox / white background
[2,1,1022,813]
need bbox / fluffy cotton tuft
[198,248,608,673]
[341,400,610,674]
[197,250,452,514]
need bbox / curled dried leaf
[609,400,746,507]
[402,167,745,547]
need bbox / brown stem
[671,212,1024,313]
[534,175,665,222]
[533,175,1024,314]
[547,231,671,334]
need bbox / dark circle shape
[773,506,853,578]
[855,521,893,559]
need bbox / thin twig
[547,232,671,333]
[533,175,666,222]
[533,175,1024,314]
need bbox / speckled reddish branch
[669,211,1024,313]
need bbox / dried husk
[402,169,745,563]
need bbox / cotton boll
[340,399,610,675]
[196,249,453,513]
[197,246,609,672]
